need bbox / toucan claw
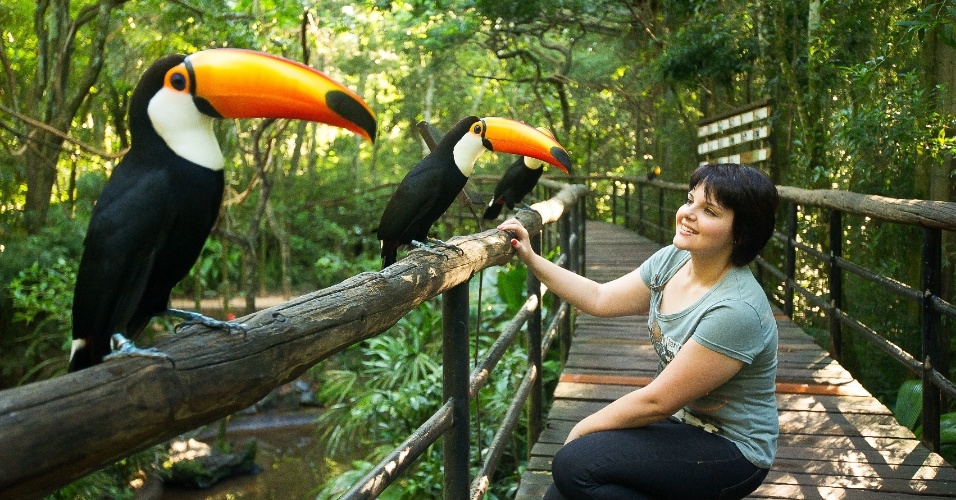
[167,308,247,335]
[427,237,466,256]
[410,238,464,258]
[105,333,175,367]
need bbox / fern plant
[893,379,956,463]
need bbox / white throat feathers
[148,88,225,171]
[452,132,487,177]
[524,156,546,170]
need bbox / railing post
[442,281,470,499]
[559,209,573,364]
[784,201,797,317]
[527,229,543,449]
[638,183,646,235]
[611,180,618,224]
[657,186,666,245]
[921,227,943,453]
[578,194,587,276]
[828,209,843,362]
[624,182,631,229]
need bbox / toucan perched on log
[69,49,376,372]
[377,116,571,268]
[482,128,566,220]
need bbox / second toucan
[377,116,571,268]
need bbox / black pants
[544,420,769,500]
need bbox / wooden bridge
[516,220,956,499]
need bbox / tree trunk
[23,129,64,231]
[22,0,128,233]
[922,12,956,329]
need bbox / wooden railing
[575,173,956,454]
[341,179,587,499]
[0,178,587,499]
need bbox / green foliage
[0,211,84,386]
[893,379,923,429]
[495,263,529,315]
[313,281,545,498]
[894,380,956,464]
[5,258,76,383]
[656,11,758,87]
[897,1,956,47]
[475,0,546,22]
[46,445,167,500]
[830,66,947,196]
[313,460,404,500]
[315,301,444,455]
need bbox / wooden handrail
[0,211,546,499]
[0,175,588,499]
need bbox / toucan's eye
[169,72,187,91]
[472,123,483,135]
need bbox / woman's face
[673,183,735,262]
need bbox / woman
[498,163,779,499]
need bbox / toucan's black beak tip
[552,146,572,173]
[327,90,377,142]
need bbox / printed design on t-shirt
[648,319,681,370]
[672,409,723,435]
[649,318,725,436]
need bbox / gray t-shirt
[639,245,778,469]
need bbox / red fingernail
[511,239,518,246]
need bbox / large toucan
[377,116,571,268]
[482,128,567,220]
[69,49,376,372]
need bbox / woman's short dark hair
[689,163,779,266]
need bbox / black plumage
[377,117,475,268]
[482,156,545,220]
[71,56,211,371]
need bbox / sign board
[697,101,771,167]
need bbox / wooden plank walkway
[516,221,956,499]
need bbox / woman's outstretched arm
[497,218,651,318]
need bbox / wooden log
[567,174,956,231]
[776,185,956,230]
[0,195,589,498]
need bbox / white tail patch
[70,339,87,360]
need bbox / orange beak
[479,117,571,173]
[165,48,376,142]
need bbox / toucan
[482,128,566,220]
[647,165,662,181]
[69,49,376,372]
[377,116,571,268]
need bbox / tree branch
[0,104,127,159]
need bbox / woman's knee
[550,436,602,495]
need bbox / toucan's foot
[410,238,464,257]
[517,202,534,210]
[104,333,173,365]
[425,237,465,255]
[166,308,247,335]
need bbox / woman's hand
[497,218,535,262]
[565,415,600,444]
